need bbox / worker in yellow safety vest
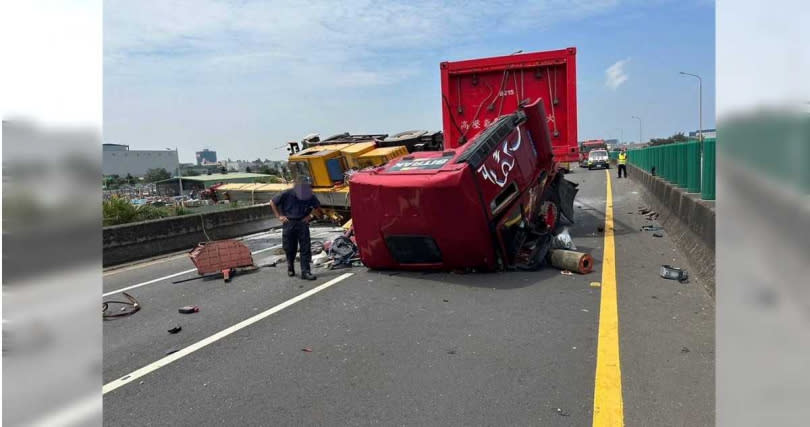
[617,148,628,179]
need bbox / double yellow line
[593,170,625,426]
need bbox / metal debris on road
[549,249,594,274]
[178,306,200,314]
[660,265,689,283]
[168,326,182,334]
[188,240,256,282]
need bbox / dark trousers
[282,219,311,273]
[618,164,627,178]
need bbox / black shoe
[301,272,317,281]
[288,269,295,277]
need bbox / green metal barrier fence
[627,138,715,200]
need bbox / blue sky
[104,0,715,163]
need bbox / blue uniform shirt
[272,189,320,220]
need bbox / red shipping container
[440,47,579,170]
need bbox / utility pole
[631,116,642,144]
[679,71,703,142]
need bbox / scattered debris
[188,240,256,282]
[103,292,141,319]
[165,347,181,355]
[640,225,663,232]
[581,309,589,312]
[312,251,329,267]
[447,349,457,355]
[549,249,594,274]
[327,235,359,269]
[178,306,200,314]
[651,295,658,299]
[555,408,570,417]
[551,227,577,250]
[168,326,182,334]
[443,299,449,302]
[301,347,313,352]
[652,232,664,238]
[660,265,689,283]
[597,225,605,233]
[560,270,573,276]
[590,282,601,287]
[681,346,690,353]
[311,241,325,255]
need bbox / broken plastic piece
[551,227,576,250]
[660,265,688,283]
[178,306,200,314]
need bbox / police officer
[270,177,320,280]
[617,148,628,178]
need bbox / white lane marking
[102,245,282,297]
[103,272,354,395]
[102,269,197,297]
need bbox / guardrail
[627,138,716,200]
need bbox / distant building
[155,172,272,195]
[688,129,716,139]
[196,149,217,165]
[103,144,179,177]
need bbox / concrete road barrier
[628,164,716,296]
[103,205,280,267]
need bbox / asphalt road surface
[103,169,714,426]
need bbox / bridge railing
[627,138,716,200]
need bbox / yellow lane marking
[593,169,624,426]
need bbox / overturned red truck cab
[350,100,577,271]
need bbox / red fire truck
[439,48,579,172]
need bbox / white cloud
[104,0,620,88]
[605,59,629,90]
[102,0,624,160]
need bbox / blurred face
[294,181,312,199]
